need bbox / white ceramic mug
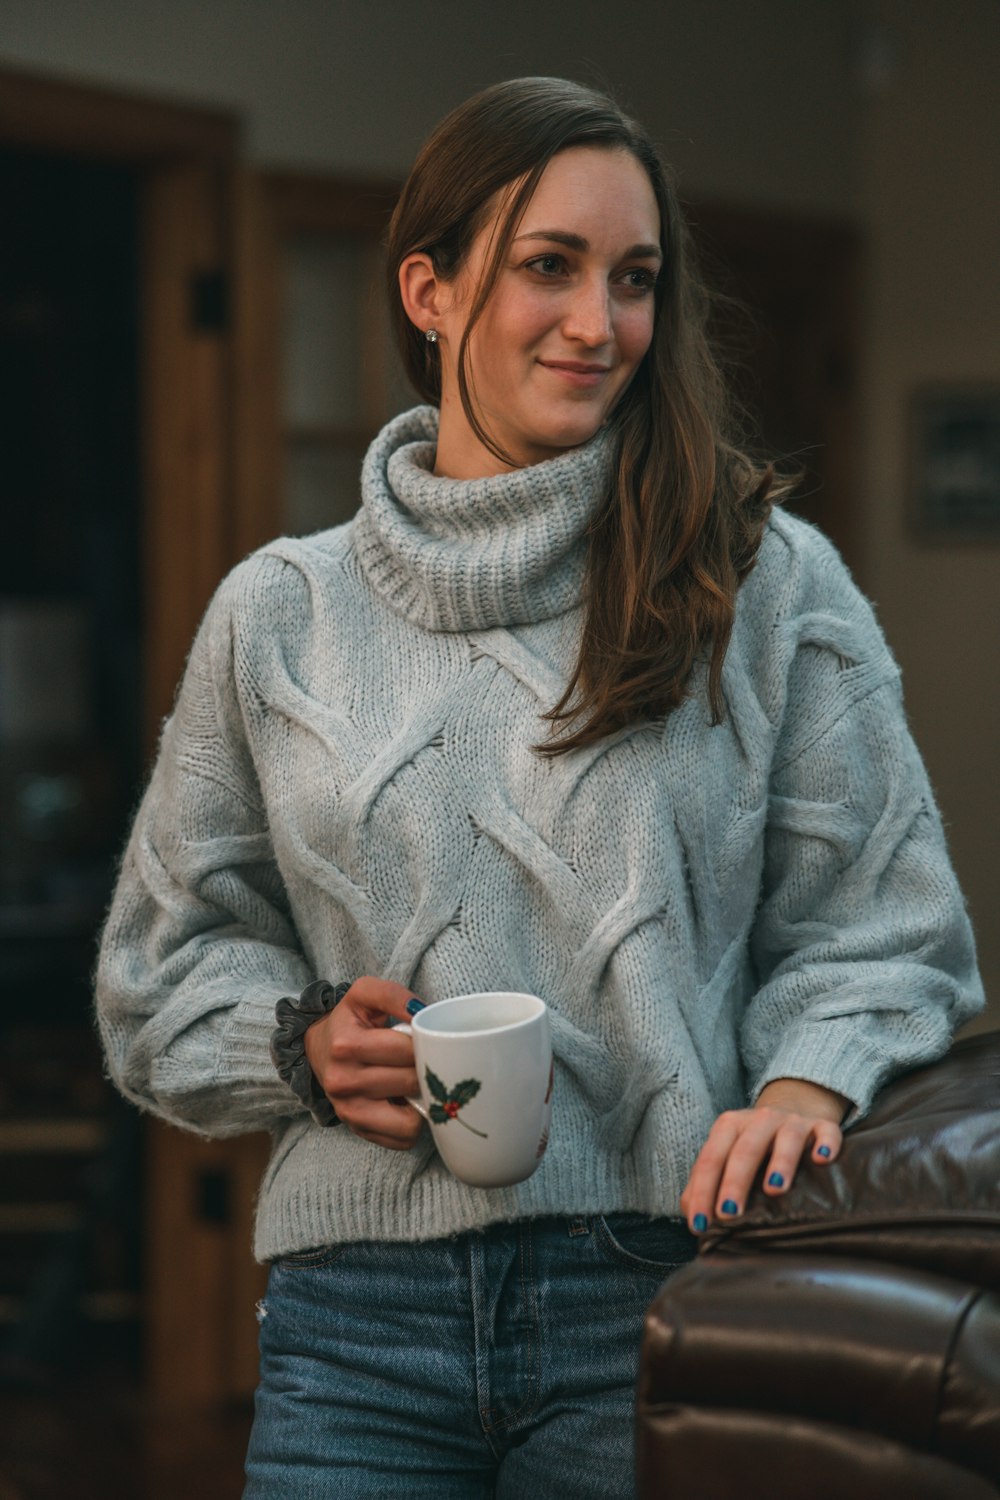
[396,991,553,1188]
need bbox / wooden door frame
[0,63,234,163]
[0,62,240,735]
[0,64,263,1407]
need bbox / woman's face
[431,146,662,478]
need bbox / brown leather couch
[637,1030,1000,1498]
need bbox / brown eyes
[525,254,566,277]
[523,256,658,294]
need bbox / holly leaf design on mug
[425,1068,488,1137]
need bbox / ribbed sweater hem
[253,1150,684,1262]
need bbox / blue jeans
[244,1213,695,1498]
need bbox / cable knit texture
[96,405,982,1262]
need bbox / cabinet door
[234,171,407,557]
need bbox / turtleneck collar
[352,405,614,633]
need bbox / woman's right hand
[303,977,424,1150]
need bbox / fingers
[326,1063,420,1102]
[299,975,428,1150]
[310,1015,420,1095]
[305,980,419,1082]
[342,976,423,1025]
[746,1110,815,1203]
[679,1110,742,1230]
[341,1097,424,1150]
[681,1108,844,1235]
[344,1029,420,1067]
[309,1021,421,1138]
[809,1119,842,1166]
[762,1117,842,1194]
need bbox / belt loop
[567,1216,590,1237]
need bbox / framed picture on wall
[909,384,1000,539]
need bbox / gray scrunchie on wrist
[271,979,351,1127]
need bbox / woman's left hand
[679,1077,849,1235]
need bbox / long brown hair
[385,77,785,754]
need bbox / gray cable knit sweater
[96,405,983,1261]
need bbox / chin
[524,411,607,458]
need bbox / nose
[561,276,613,348]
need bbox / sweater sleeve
[95,566,315,1136]
[741,537,983,1119]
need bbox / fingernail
[817,1145,831,1159]
[692,1213,708,1234]
[721,1199,740,1216]
[406,997,426,1016]
[767,1172,784,1189]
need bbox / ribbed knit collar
[353,405,613,632]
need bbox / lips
[539,360,611,374]
[538,359,613,388]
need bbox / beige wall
[855,0,1000,1026]
[2,0,997,1016]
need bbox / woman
[96,78,982,1497]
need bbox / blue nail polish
[817,1145,831,1159]
[692,1213,708,1234]
[721,1199,739,1216]
[768,1172,784,1189]
[406,997,426,1016]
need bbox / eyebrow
[514,229,663,260]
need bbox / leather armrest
[700,1030,1000,1287]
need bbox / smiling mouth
[540,361,611,374]
[538,360,612,386]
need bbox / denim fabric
[243,1213,695,1498]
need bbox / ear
[398,251,452,335]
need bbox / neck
[433,391,589,479]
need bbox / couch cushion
[640,1253,1000,1490]
[637,1406,998,1500]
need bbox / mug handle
[393,1022,429,1122]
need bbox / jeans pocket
[273,1242,347,1271]
[593,1213,696,1277]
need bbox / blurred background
[0,1,997,1494]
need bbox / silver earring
[425,329,439,344]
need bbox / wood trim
[230,169,405,556]
[228,1133,272,1396]
[0,63,237,162]
[230,169,283,561]
[140,162,234,748]
[139,160,270,1406]
[262,169,398,236]
[146,1126,268,1405]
